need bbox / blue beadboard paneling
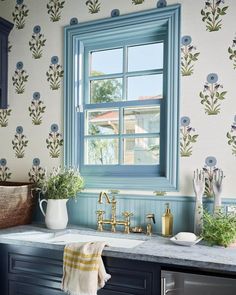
[33,193,236,235]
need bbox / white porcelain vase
[39,199,68,229]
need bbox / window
[84,40,163,170]
[64,5,180,191]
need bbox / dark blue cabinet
[0,244,161,295]
[0,17,13,109]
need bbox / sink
[0,230,145,249]
[47,233,144,248]
[0,231,55,241]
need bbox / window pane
[90,78,122,103]
[128,43,163,72]
[123,137,159,165]
[127,74,163,101]
[124,106,160,134]
[90,48,123,76]
[85,138,118,165]
[86,110,119,135]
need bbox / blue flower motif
[51,123,59,132]
[33,25,41,34]
[16,0,23,5]
[33,92,40,100]
[16,61,23,70]
[180,116,190,127]
[16,126,23,134]
[70,18,78,25]
[157,0,167,8]
[207,73,218,84]
[33,158,40,166]
[111,9,120,17]
[0,158,7,166]
[181,35,192,46]
[205,156,217,167]
[51,56,59,65]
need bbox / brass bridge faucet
[96,190,133,234]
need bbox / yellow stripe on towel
[64,248,101,258]
[64,254,99,265]
[64,261,99,272]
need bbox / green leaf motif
[12,132,28,158]
[201,1,228,32]
[12,68,28,94]
[29,100,46,125]
[29,32,46,59]
[86,0,101,14]
[180,120,199,157]
[46,127,63,158]
[29,166,46,183]
[0,165,12,182]
[46,62,64,90]
[47,0,65,22]
[132,0,145,4]
[226,124,236,156]
[199,76,226,115]
[0,109,12,127]
[228,37,236,70]
[12,3,29,30]
[181,39,200,77]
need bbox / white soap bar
[175,232,197,242]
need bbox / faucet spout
[98,191,111,204]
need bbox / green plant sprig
[202,210,236,247]
[39,167,84,199]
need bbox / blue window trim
[64,5,181,191]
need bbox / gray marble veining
[0,224,236,274]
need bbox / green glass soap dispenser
[162,203,173,237]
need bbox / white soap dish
[170,232,202,247]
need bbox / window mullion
[121,132,160,138]
[119,107,124,165]
[84,134,119,139]
[88,73,123,81]
[119,46,128,165]
[123,45,128,101]
[126,68,163,77]
[84,99,161,110]
[84,51,90,105]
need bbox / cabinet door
[9,281,65,295]
[101,256,160,295]
[0,244,64,295]
[0,244,8,294]
[1,244,161,295]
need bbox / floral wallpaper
[0,0,235,197]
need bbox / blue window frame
[64,5,180,191]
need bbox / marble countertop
[0,224,236,275]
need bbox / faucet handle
[122,211,133,234]
[146,213,156,224]
[96,210,105,216]
[109,189,120,195]
[122,211,134,224]
[122,211,133,218]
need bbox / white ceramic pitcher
[39,199,68,229]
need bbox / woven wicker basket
[0,182,36,229]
